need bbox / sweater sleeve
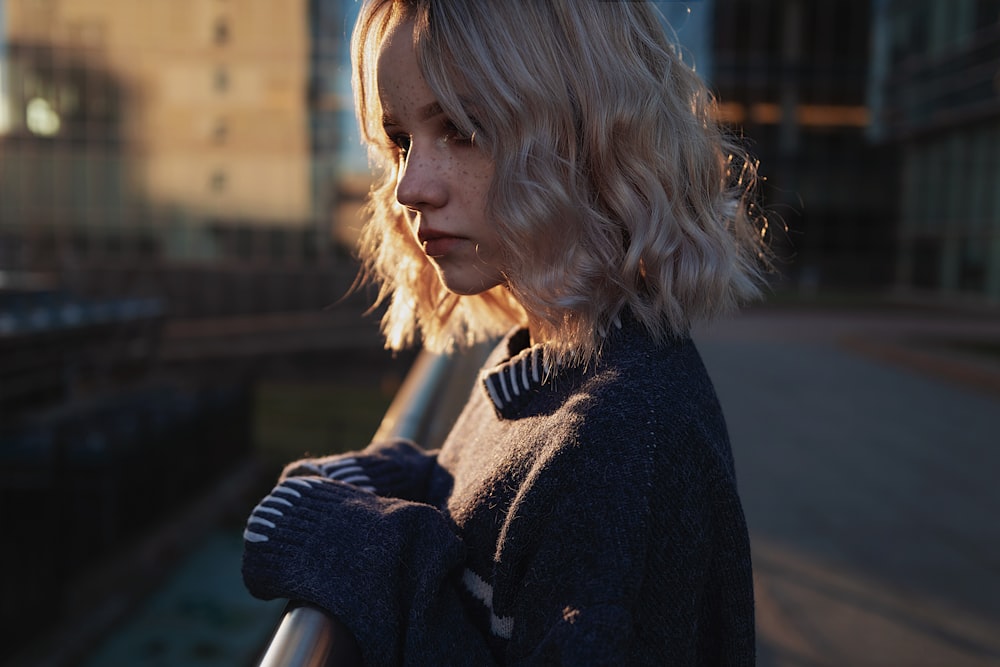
[279,438,439,502]
[242,476,498,666]
[241,473,656,666]
[241,458,749,666]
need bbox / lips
[418,228,465,258]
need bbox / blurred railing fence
[255,343,491,667]
[0,287,255,655]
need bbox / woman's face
[376,16,506,296]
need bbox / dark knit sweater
[243,321,755,665]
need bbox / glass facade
[871,0,1000,300]
[712,0,898,289]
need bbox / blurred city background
[0,1,997,665]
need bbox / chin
[437,273,502,297]
[431,257,506,296]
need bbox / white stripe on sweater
[255,506,283,516]
[484,375,503,410]
[508,363,521,396]
[483,341,562,413]
[462,568,514,640]
[499,370,512,403]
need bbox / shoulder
[588,327,715,406]
[471,321,734,482]
[579,323,726,442]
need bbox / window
[212,118,228,144]
[213,67,229,92]
[214,18,230,45]
[209,169,227,192]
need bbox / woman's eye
[389,134,411,157]
[443,120,474,146]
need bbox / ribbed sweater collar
[481,333,553,419]
[480,315,642,419]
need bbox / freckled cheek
[461,159,494,192]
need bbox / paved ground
[696,307,1000,666]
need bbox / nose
[395,145,448,211]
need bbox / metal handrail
[256,603,361,667]
[256,345,486,667]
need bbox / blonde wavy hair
[352,0,768,366]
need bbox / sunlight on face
[376,15,506,297]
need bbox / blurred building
[710,0,899,290]
[0,0,365,316]
[869,0,1000,303]
[0,2,366,656]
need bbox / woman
[243,1,768,664]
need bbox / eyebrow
[382,101,445,128]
